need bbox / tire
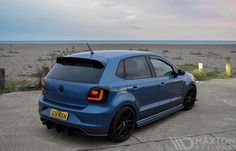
[109,106,136,142]
[183,85,196,111]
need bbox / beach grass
[178,64,198,72]
[205,71,236,80]
[179,64,236,80]
[0,80,36,95]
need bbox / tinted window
[116,60,124,78]
[124,56,151,79]
[150,59,173,77]
[47,60,104,84]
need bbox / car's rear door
[123,56,161,119]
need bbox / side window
[124,56,151,79]
[150,58,174,77]
[116,60,124,78]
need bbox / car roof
[66,50,155,63]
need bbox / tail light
[87,87,109,103]
[41,79,46,95]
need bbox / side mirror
[178,69,185,75]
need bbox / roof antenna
[86,43,94,54]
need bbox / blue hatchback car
[39,50,197,142]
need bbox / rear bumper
[38,95,114,136]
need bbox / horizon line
[1,39,236,42]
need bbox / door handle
[128,86,141,91]
[160,82,165,86]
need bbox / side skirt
[136,104,184,127]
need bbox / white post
[198,63,203,71]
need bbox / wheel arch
[184,82,197,101]
[112,101,138,121]
[189,82,197,96]
[111,91,139,117]
[183,79,197,95]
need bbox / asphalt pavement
[0,79,236,151]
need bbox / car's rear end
[38,56,115,136]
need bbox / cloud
[0,0,235,40]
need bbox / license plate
[50,109,69,121]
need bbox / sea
[0,40,236,45]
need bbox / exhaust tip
[68,128,76,136]
[56,124,63,133]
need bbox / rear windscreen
[47,58,105,84]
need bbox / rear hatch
[44,57,105,109]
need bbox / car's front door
[149,57,184,111]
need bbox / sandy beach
[0,43,236,84]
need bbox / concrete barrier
[0,69,5,89]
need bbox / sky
[0,0,236,41]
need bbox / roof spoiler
[56,57,105,68]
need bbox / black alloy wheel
[183,85,196,110]
[109,106,136,142]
